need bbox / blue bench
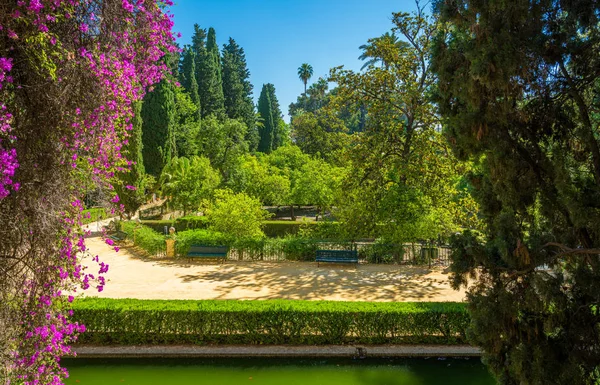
[108,230,128,242]
[186,245,229,263]
[316,249,358,267]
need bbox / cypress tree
[222,37,257,150]
[197,27,225,118]
[257,84,274,153]
[141,79,176,177]
[433,0,600,383]
[115,101,146,216]
[264,83,285,149]
[179,47,201,116]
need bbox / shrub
[81,208,108,225]
[173,216,209,231]
[120,222,165,256]
[139,220,174,234]
[206,189,272,238]
[72,298,469,345]
[174,229,230,257]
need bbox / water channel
[63,357,496,385]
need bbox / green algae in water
[63,357,495,385]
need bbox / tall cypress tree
[141,79,176,177]
[197,27,225,118]
[264,83,285,149]
[115,101,146,216]
[257,84,274,153]
[222,38,257,150]
[179,46,200,114]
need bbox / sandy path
[80,237,466,302]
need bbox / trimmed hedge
[120,221,165,256]
[82,207,108,225]
[72,298,469,345]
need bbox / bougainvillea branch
[0,1,176,384]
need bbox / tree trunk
[290,205,296,221]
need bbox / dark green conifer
[141,79,176,177]
[257,84,274,153]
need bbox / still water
[63,357,496,385]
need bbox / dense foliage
[433,0,600,384]
[72,298,469,345]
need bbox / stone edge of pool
[72,345,482,358]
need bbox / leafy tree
[197,27,225,118]
[288,77,329,117]
[257,84,275,153]
[160,156,220,215]
[179,46,201,113]
[297,63,314,94]
[173,86,200,158]
[433,0,600,383]
[114,101,146,216]
[196,116,248,179]
[290,110,350,164]
[228,154,291,206]
[290,158,345,215]
[205,189,272,238]
[330,8,477,243]
[141,78,176,177]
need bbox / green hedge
[72,298,469,345]
[120,222,165,256]
[82,208,108,225]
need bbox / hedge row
[81,207,108,225]
[72,298,469,345]
[120,221,166,256]
[140,219,307,238]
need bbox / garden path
[80,237,467,302]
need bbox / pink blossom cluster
[0,1,176,384]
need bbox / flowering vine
[0,1,176,384]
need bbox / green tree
[290,110,350,164]
[173,86,200,158]
[179,46,201,113]
[141,78,176,177]
[358,32,408,70]
[206,189,272,238]
[433,0,600,383]
[196,116,248,179]
[228,154,291,206]
[297,63,314,94]
[222,38,255,129]
[197,27,225,118]
[264,83,286,149]
[257,84,275,153]
[290,158,345,215]
[160,156,220,215]
[330,9,477,243]
[114,101,146,216]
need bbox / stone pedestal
[166,239,175,258]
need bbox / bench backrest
[189,245,229,255]
[316,249,358,259]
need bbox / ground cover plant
[72,298,469,345]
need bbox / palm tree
[297,63,313,94]
[358,32,408,70]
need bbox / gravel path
[80,237,466,302]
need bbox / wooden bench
[316,249,358,267]
[186,245,229,263]
[108,230,128,242]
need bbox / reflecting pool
[63,357,496,385]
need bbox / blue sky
[171,1,420,122]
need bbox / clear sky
[171,1,421,122]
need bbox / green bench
[316,249,359,267]
[108,230,128,242]
[186,245,229,263]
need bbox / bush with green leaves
[160,156,221,215]
[205,189,272,238]
[72,298,469,345]
[120,221,165,256]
